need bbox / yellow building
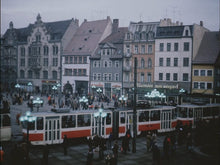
[192,31,220,95]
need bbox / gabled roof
[156,25,193,38]
[193,31,220,65]
[3,19,72,43]
[63,18,111,56]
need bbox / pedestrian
[146,131,152,152]
[42,144,49,165]
[86,148,93,165]
[108,132,113,149]
[0,146,4,163]
[112,141,119,165]
[63,135,68,155]
[152,142,160,165]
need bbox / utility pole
[132,57,137,153]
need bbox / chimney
[113,19,119,33]
[75,19,79,26]
[200,21,203,27]
[9,21,13,29]
[84,19,87,22]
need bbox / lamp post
[94,108,107,136]
[96,88,102,103]
[119,95,127,109]
[92,85,96,96]
[28,82,32,95]
[179,88,185,105]
[15,83,21,95]
[33,97,43,112]
[144,89,166,107]
[79,96,88,110]
[52,85,58,105]
[57,83,61,107]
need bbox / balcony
[123,66,131,72]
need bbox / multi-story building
[62,17,112,95]
[155,25,193,102]
[14,14,79,94]
[1,22,18,92]
[123,21,160,99]
[192,31,220,96]
[90,19,128,98]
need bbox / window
[141,45,145,54]
[74,57,77,64]
[43,46,49,55]
[126,45,130,53]
[200,70,205,76]
[194,70,199,76]
[185,30,189,36]
[43,71,48,79]
[159,73,163,80]
[140,73,144,82]
[53,58,58,66]
[104,73,108,81]
[166,58,170,66]
[35,71,40,79]
[148,58,152,68]
[120,112,125,124]
[109,74,112,81]
[147,73,152,82]
[20,59,25,66]
[200,82,205,89]
[159,43,164,51]
[184,42,189,51]
[102,49,105,55]
[37,117,43,130]
[107,49,110,55]
[83,57,87,64]
[207,70,212,76]
[93,74,97,80]
[115,73,119,81]
[125,73,129,82]
[115,61,119,68]
[159,58,163,66]
[43,58,48,66]
[62,115,76,128]
[106,113,111,125]
[174,58,178,66]
[173,73,178,81]
[78,69,82,76]
[77,114,91,127]
[36,34,41,42]
[134,45,138,54]
[174,43,178,51]
[73,69,77,76]
[194,82,198,89]
[83,69,86,76]
[167,43,171,51]
[65,69,72,76]
[183,73,188,81]
[70,57,73,64]
[141,59,145,68]
[28,70,33,78]
[183,58,189,67]
[65,57,68,64]
[150,110,160,121]
[52,71,57,79]
[104,61,108,68]
[207,83,212,89]
[109,61,112,67]
[127,33,130,40]
[139,111,149,122]
[166,73,170,81]
[79,57,82,64]
[20,70,25,78]
[21,47,25,56]
[53,45,58,55]
[148,45,152,54]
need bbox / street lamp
[33,97,43,112]
[144,89,166,107]
[28,82,32,95]
[119,95,127,109]
[56,83,61,107]
[52,85,58,105]
[15,83,21,95]
[94,108,107,136]
[79,96,88,110]
[178,88,185,105]
[96,88,102,103]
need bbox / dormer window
[127,33,130,40]
[185,30,189,36]
[36,34,41,42]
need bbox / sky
[1,0,219,34]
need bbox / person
[0,146,4,163]
[108,132,113,149]
[112,141,119,165]
[63,135,68,155]
[86,148,93,165]
[146,131,152,152]
[43,144,49,165]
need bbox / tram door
[45,116,60,144]
[92,116,106,137]
[194,108,202,121]
[126,113,133,136]
[161,110,171,131]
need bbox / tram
[176,103,220,126]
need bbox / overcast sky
[1,0,219,34]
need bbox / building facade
[14,14,79,94]
[62,17,112,96]
[90,19,127,99]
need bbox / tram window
[203,108,211,117]
[172,109,177,119]
[77,114,91,127]
[179,108,187,118]
[139,111,149,122]
[189,108,193,118]
[62,115,76,128]
[150,110,160,121]
[106,113,111,125]
[2,114,10,126]
[120,112,125,124]
[37,117,43,130]
[29,120,35,130]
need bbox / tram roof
[177,103,220,108]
